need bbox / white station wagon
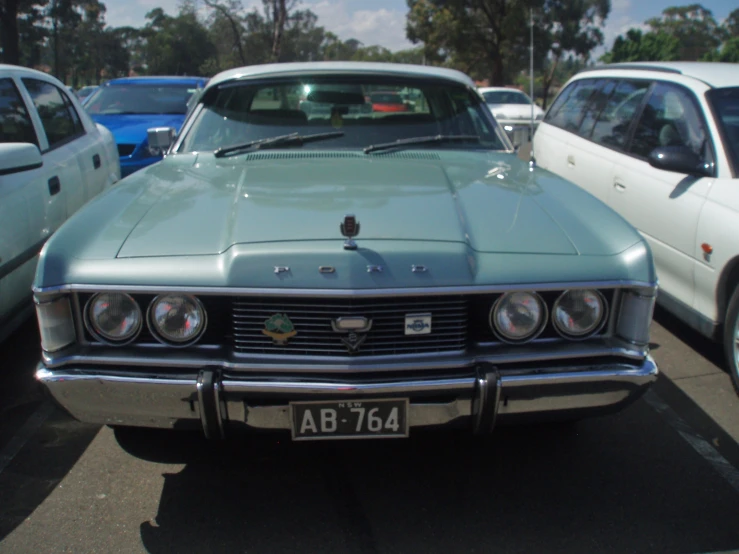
[0,65,120,342]
[533,62,739,394]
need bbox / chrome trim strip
[223,377,475,395]
[41,342,648,371]
[490,373,502,431]
[33,280,658,298]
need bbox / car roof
[207,62,475,89]
[0,64,64,81]
[582,62,739,89]
[104,76,209,87]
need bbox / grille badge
[262,313,297,344]
[332,316,372,353]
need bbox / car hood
[37,151,651,288]
[90,151,638,259]
[488,103,543,120]
[90,114,185,146]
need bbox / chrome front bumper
[37,357,657,438]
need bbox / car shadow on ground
[116,403,739,554]
[0,320,101,542]
[652,305,726,371]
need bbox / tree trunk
[270,0,287,62]
[541,53,560,110]
[490,53,505,86]
[0,0,21,65]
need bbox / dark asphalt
[1,313,739,553]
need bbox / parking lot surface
[1,306,739,554]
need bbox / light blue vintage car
[34,62,658,441]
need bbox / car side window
[22,78,83,149]
[545,79,601,132]
[0,78,38,146]
[591,80,651,150]
[629,82,710,162]
[577,79,616,138]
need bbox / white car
[0,64,120,342]
[533,62,739,394]
[479,87,544,145]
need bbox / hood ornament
[340,214,360,250]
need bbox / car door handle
[567,155,575,167]
[613,180,626,192]
[48,176,61,196]
[92,153,101,169]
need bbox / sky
[103,0,737,57]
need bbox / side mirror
[147,127,176,155]
[0,143,42,176]
[648,146,712,177]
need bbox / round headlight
[148,295,206,345]
[86,292,142,344]
[490,291,546,343]
[553,289,606,338]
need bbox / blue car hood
[90,114,185,146]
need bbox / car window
[591,80,651,149]
[85,84,203,115]
[544,79,600,132]
[180,78,505,153]
[22,78,83,149]
[0,78,38,146]
[577,80,616,138]
[706,87,739,176]
[482,90,531,105]
[629,82,710,163]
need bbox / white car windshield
[179,77,507,153]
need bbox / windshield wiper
[214,131,345,158]
[363,134,482,154]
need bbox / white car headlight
[490,291,546,343]
[148,294,207,345]
[85,292,142,344]
[552,290,606,338]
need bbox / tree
[725,8,739,37]
[645,4,724,60]
[600,28,681,63]
[203,0,247,66]
[1,0,49,66]
[140,7,217,75]
[406,0,608,93]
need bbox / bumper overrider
[37,358,657,438]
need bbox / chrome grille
[232,296,468,356]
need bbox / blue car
[84,76,208,177]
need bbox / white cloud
[592,0,643,60]
[308,0,414,51]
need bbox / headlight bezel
[551,289,608,340]
[147,294,208,347]
[84,292,143,346]
[489,291,548,344]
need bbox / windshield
[84,84,201,115]
[179,77,506,153]
[482,90,531,105]
[707,87,739,175]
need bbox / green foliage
[703,37,739,63]
[644,3,724,60]
[140,7,217,75]
[600,29,681,63]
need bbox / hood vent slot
[241,151,441,161]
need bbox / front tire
[724,287,739,396]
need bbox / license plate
[290,399,409,441]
